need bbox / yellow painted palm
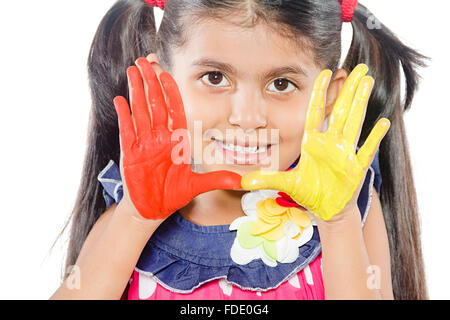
[241,64,391,221]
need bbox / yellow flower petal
[256,199,264,209]
[251,219,279,236]
[259,215,289,241]
[260,224,285,241]
[257,200,281,225]
[264,198,286,216]
[288,207,311,228]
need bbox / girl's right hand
[113,58,242,220]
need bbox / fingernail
[381,118,391,127]
[359,78,374,98]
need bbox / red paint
[114,58,241,220]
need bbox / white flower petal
[241,190,279,216]
[230,238,260,265]
[259,245,277,267]
[257,189,280,199]
[275,236,290,262]
[294,224,314,247]
[229,216,252,231]
[244,209,257,217]
[230,237,278,268]
[241,192,261,216]
[277,237,300,264]
[284,221,301,238]
[232,189,315,269]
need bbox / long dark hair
[57,0,428,299]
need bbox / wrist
[115,197,164,234]
[315,204,362,235]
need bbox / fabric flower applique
[230,190,317,267]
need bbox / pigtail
[343,3,428,299]
[57,0,158,279]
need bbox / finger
[304,70,333,132]
[135,58,168,130]
[343,76,374,150]
[159,72,188,131]
[328,64,369,135]
[357,118,390,169]
[191,171,242,195]
[113,96,136,149]
[127,66,152,139]
[241,170,292,193]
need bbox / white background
[0,1,448,299]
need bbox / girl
[51,0,427,300]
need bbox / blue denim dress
[97,151,382,293]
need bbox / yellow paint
[242,64,391,221]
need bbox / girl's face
[168,17,338,177]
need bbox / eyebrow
[191,57,308,80]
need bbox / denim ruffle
[97,160,124,208]
[135,211,321,293]
[97,151,381,292]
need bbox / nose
[228,88,267,132]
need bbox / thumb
[191,170,242,196]
[241,170,292,193]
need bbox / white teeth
[258,145,267,153]
[248,146,258,153]
[218,141,268,154]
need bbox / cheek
[267,95,311,168]
[185,99,226,141]
[180,89,228,157]
[269,98,309,144]
[180,81,227,127]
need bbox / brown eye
[268,78,297,93]
[274,79,289,91]
[201,72,229,87]
[209,72,223,85]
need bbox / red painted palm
[113,58,241,220]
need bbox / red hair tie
[340,0,358,22]
[145,0,166,10]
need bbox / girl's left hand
[241,64,390,221]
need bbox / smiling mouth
[211,137,275,165]
[213,138,271,154]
